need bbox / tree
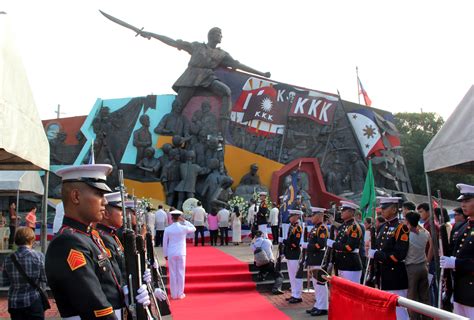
[395,112,474,200]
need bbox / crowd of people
[0,162,472,319]
[245,184,473,319]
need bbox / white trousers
[386,289,409,320]
[286,259,303,298]
[338,270,362,284]
[281,223,290,242]
[309,266,328,310]
[258,224,268,238]
[168,255,186,299]
[454,302,474,319]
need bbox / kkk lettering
[289,94,336,125]
[240,86,286,124]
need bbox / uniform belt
[63,309,122,320]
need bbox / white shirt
[191,206,207,227]
[251,237,274,261]
[155,209,168,230]
[163,220,196,257]
[53,202,64,234]
[146,211,155,232]
[269,207,279,226]
[217,208,230,228]
[247,205,258,225]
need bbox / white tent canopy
[423,85,474,173]
[0,14,49,170]
[0,171,44,195]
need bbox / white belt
[336,249,359,254]
[63,309,121,320]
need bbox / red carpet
[168,245,289,319]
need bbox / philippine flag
[347,109,385,158]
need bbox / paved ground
[0,238,327,319]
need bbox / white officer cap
[259,191,268,196]
[311,207,326,215]
[288,209,303,216]
[104,192,123,208]
[279,195,284,199]
[56,164,113,192]
[340,201,359,210]
[377,196,402,208]
[456,183,474,201]
[170,209,183,216]
[124,200,141,210]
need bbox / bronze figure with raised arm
[138,27,271,130]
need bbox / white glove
[153,259,159,270]
[301,242,308,249]
[278,237,283,244]
[440,256,456,269]
[123,285,129,297]
[368,249,377,259]
[154,288,167,301]
[143,268,152,284]
[136,284,150,307]
[326,239,335,248]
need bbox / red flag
[358,76,372,106]
[329,276,398,320]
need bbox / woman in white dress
[231,206,242,245]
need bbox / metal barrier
[398,297,468,320]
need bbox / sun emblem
[260,97,273,112]
[363,125,377,139]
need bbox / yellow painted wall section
[224,145,284,188]
[124,179,165,202]
[149,136,284,200]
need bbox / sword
[99,10,147,38]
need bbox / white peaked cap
[456,183,474,201]
[56,164,113,192]
[288,209,303,216]
[311,207,326,213]
[340,201,359,210]
[377,196,402,206]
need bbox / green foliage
[395,112,474,200]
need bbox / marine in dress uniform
[440,184,474,319]
[368,196,410,320]
[305,207,329,317]
[327,201,363,284]
[96,192,126,284]
[163,210,196,300]
[283,210,303,303]
[257,192,269,238]
[45,164,150,319]
[278,195,290,243]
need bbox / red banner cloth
[329,276,398,320]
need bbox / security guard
[45,164,150,319]
[441,183,474,318]
[368,196,410,320]
[284,209,303,303]
[96,192,126,284]
[327,201,363,283]
[305,207,329,317]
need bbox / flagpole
[356,66,361,105]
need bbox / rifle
[145,231,171,316]
[363,225,377,287]
[296,222,308,279]
[275,222,284,272]
[437,190,453,311]
[118,170,152,320]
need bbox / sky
[3,0,473,121]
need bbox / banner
[329,276,398,320]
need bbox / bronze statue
[239,163,261,186]
[137,26,271,133]
[199,100,218,136]
[174,151,209,210]
[133,114,152,163]
[201,158,233,212]
[154,100,189,137]
[136,147,160,179]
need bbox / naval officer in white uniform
[163,210,196,299]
